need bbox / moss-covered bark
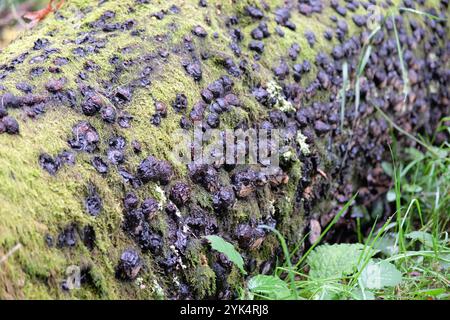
[0,0,447,299]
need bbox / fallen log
[0,0,448,299]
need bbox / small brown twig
[0,243,22,265]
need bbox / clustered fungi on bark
[0,0,448,299]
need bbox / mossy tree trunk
[0,0,447,299]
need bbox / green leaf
[432,146,449,159]
[360,260,402,289]
[415,288,448,298]
[405,147,424,160]
[351,288,375,300]
[381,161,394,177]
[247,275,292,299]
[204,235,247,275]
[307,244,366,279]
[406,231,434,248]
[374,233,398,257]
[312,286,341,300]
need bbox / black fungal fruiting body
[185,206,218,236]
[123,192,139,211]
[0,105,7,118]
[249,41,264,53]
[192,25,208,37]
[183,60,203,81]
[141,197,159,219]
[232,169,257,198]
[137,156,174,185]
[91,156,109,174]
[154,101,167,117]
[122,208,163,253]
[212,186,236,212]
[101,106,117,123]
[138,227,163,254]
[172,93,188,112]
[81,95,103,116]
[1,116,19,134]
[39,153,61,175]
[236,224,265,250]
[116,249,142,280]
[170,182,191,207]
[38,150,76,175]
[57,224,77,248]
[245,5,264,19]
[45,78,66,93]
[305,31,316,47]
[188,163,219,192]
[68,121,99,153]
[85,187,102,216]
[82,225,96,250]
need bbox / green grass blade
[258,225,298,299]
[392,15,410,101]
[399,7,446,21]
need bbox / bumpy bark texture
[0,0,448,299]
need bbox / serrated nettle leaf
[360,260,402,289]
[248,275,292,300]
[307,244,366,279]
[203,235,247,275]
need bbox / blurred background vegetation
[0,0,46,49]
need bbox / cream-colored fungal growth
[267,80,295,112]
[296,131,311,156]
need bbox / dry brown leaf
[23,0,64,28]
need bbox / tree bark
[0,0,447,299]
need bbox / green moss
[224,265,243,292]
[221,107,251,129]
[182,239,216,298]
[190,185,213,210]
[187,264,216,298]
[231,196,263,222]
